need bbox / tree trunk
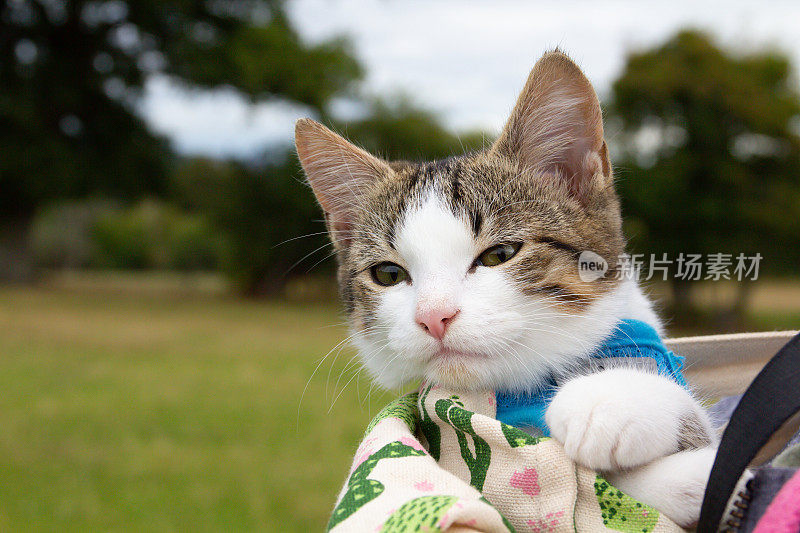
[670,277,696,317]
[238,266,290,298]
[714,281,753,331]
[731,281,753,318]
[667,277,713,330]
[0,218,38,283]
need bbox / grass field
[0,273,394,532]
[0,273,797,531]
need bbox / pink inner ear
[522,116,605,201]
[569,146,607,199]
[326,210,353,245]
[528,95,605,199]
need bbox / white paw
[545,368,701,470]
[607,447,716,528]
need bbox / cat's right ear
[295,119,392,247]
[490,51,611,202]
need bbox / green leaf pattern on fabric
[501,422,544,448]
[379,495,459,532]
[434,396,491,492]
[418,384,442,461]
[594,476,660,532]
[365,392,420,436]
[327,441,426,530]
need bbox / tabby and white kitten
[296,52,716,527]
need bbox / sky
[139,0,800,158]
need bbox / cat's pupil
[477,243,521,267]
[371,262,408,286]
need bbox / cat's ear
[491,51,611,200]
[295,118,392,246]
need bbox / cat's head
[295,52,627,391]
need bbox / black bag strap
[697,332,800,533]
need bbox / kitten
[295,51,716,527]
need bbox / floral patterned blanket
[327,384,685,533]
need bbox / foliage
[30,198,119,269]
[0,0,361,215]
[612,30,800,265]
[610,30,800,316]
[0,0,362,282]
[339,97,488,160]
[171,155,326,295]
[31,198,223,271]
[93,199,224,271]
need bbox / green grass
[0,273,797,531]
[0,275,393,532]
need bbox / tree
[337,97,487,161]
[174,97,487,296]
[0,0,362,279]
[610,30,800,325]
[171,155,325,296]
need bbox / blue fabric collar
[494,319,686,436]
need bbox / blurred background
[1,0,800,530]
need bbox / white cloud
[139,0,800,158]
[140,77,314,158]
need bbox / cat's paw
[607,447,716,528]
[545,367,710,471]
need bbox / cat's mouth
[431,347,487,361]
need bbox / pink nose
[416,308,459,340]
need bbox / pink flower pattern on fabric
[399,436,426,452]
[510,467,541,497]
[526,511,565,532]
[414,480,434,492]
[352,436,378,469]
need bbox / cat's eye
[371,262,409,286]
[475,243,522,267]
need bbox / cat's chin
[424,367,483,391]
[423,352,498,391]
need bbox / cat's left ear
[491,51,611,201]
[295,118,392,248]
